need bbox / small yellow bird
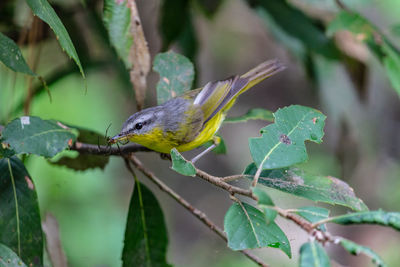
[111,59,284,162]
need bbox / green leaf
[51,127,109,171]
[2,116,76,158]
[0,243,27,267]
[327,11,400,97]
[252,187,277,224]
[329,210,400,231]
[252,0,340,59]
[382,42,400,96]
[299,241,331,267]
[249,105,326,170]
[159,0,190,50]
[296,206,330,231]
[390,24,400,37]
[224,202,291,257]
[195,0,224,18]
[0,140,16,159]
[122,182,170,267]
[170,148,196,176]
[103,0,133,68]
[153,51,194,104]
[177,12,198,61]
[25,0,85,79]
[256,7,307,62]
[0,157,43,266]
[339,238,386,267]
[244,163,368,211]
[224,108,274,123]
[0,32,36,76]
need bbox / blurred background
[1,0,400,266]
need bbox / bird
[110,59,285,162]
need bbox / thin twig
[275,207,333,244]
[70,141,329,247]
[127,154,268,267]
[70,142,151,155]
[195,168,255,199]
[334,0,350,11]
[220,174,247,182]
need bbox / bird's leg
[191,136,221,163]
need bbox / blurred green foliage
[1,0,400,266]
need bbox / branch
[69,141,333,247]
[195,168,255,198]
[70,142,151,155]
[275,207,333,244]
[127,154,269,267]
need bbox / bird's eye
[135,122,143,130]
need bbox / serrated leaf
[170,148,196,176]
[327,11,400,97]
[51,127,109,171]
[153,51,194,104]
[329,210,400,231]
[0,157,43,266]
[249,105,326,170]
[0,32,36,76]
[103,0,133,68]
[252,187,277,224]
[339,238,386,267]
[252,0,340,59]
[122,182,170,267]
[0,243,27,267]
[244,163,368,211]
[299,241,331,267]
[25,0,85,79]
[224,202,291,257]
[224,108,274,123]
[2,116,76,158]
[296,206,330,231]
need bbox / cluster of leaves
[1,0,400,266]
[165,52,397,267]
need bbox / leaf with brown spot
[153,51,194,104]
[244,163,368,211]
[249,105,326,170]
[2,116,77,158]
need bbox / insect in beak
[109,134,125,144]
[109,133,132,145]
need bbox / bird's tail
[239,59,286,96]
[196,59,285,125]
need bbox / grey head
[110,106,164,142]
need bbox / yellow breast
[128,112,225,154]
[176,112,225,152]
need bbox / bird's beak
[109,133,129,144]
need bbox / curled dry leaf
[127,0,150,111]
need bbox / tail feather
[197,59,285,125]
[240,59,286,95]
